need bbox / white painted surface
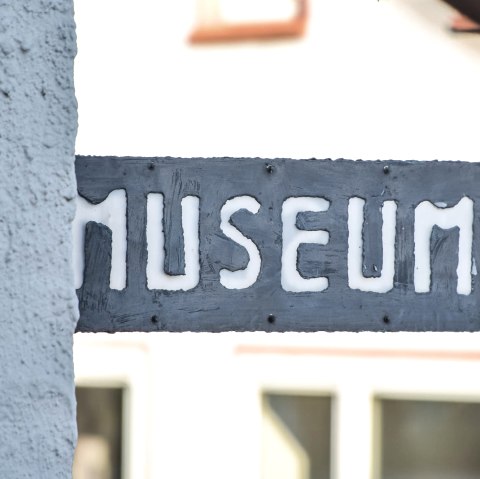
[281,197,330,292]
[414,197,473,295]
[73,0,480,478]
[220,0,297,23]
[146,193,200,290]
[348,198,397,293]
[74,332,480,479]
[75,0,480,161]
[73,190,127,290]
[74,336,150,479]
[220,196,262,289]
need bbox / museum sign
[74,157,480,332]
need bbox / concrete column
[0,0,78,477]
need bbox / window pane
[262,394,331,479]
[379,399,480,479]
[74,387,124,479]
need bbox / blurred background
[73,1,480,478]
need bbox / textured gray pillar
[0,1,78,477]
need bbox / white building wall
[73,1,480,478]
[75,0,480,161]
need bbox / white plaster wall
[73,1,480,478]
[75,0,480,161]
[0,0,78,477]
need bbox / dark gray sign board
[75,156,480,333]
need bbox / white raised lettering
[73,189,127,290]
[220,196,261,289]
[348,198,397,293]
[281,197,330,292]
[146,194,200,291]
[414,197,473,295]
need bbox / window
[376,398,480,479]
[262,393,332,479]
[74,387,125,479]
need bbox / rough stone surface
[0,1,78,477]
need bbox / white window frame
[74,334,150,479]
[236,334,480,479]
